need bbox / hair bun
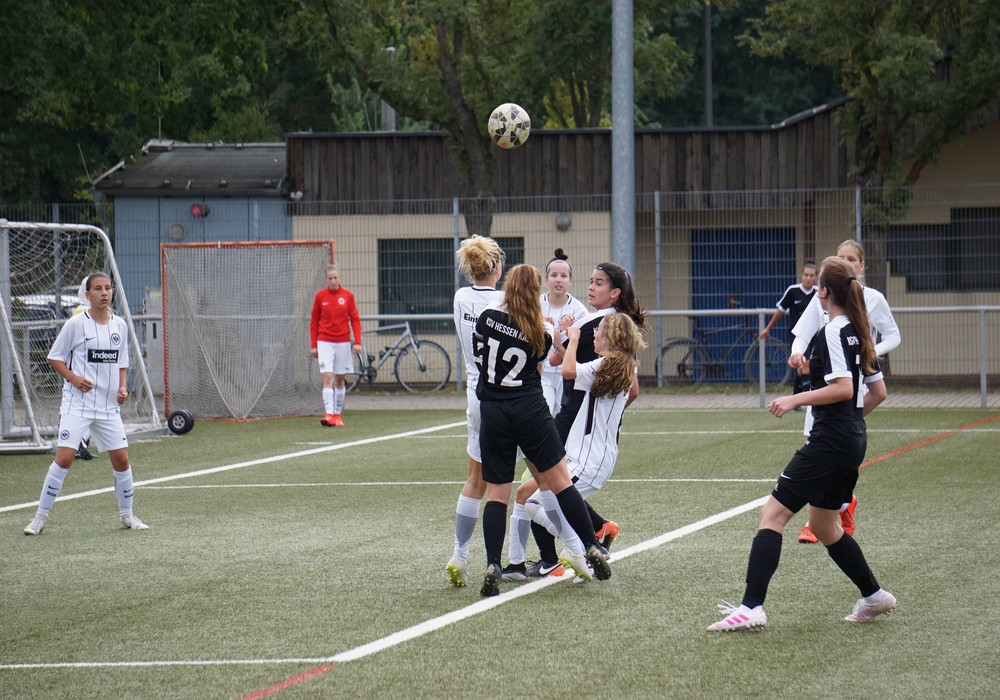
[553,248,568,260]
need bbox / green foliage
[744,0,1000,187]
[645,0,841,127]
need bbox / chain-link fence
[5,183,998,410]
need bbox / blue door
[691,228,795,382]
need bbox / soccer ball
[488,103,531,149]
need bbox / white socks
[37,463,69,516]
[334,387,346,414]
[322,387,334,414]
[114,467,135,515]
[508,502,531,565]
[454,494,480,560]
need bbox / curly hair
[590,313,646,398]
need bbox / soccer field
[2,407,998,699]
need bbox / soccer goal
[0,220,163,453]
[161,240,334,420]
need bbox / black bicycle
[656,316,792,387]
[347,321,451,392]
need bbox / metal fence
[4,182,998,408]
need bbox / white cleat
[120,514,150,530]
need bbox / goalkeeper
[309,264,362,427]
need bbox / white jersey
[565,358,629,492]
[791,286,901,357]
[540,292,589,378]
[47,311,130,419]
[453,285,504,383]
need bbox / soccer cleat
[480,563,502,597]
[707,601,768,632]
[446,555,469,587]
[75,439,94,461]
[595,520,620,549]
[501,562,529,582]
[798,524,819,544]
[24,514,47,536]
[585,544,612,581]
[525,560,565,578]
[320,413,337,427]
[558,550,593,582]
[120,514,149,530]
[845,589,896,622]
[332,414,345,427]
[840,494,858,536]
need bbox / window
[377,237,525,333]
[888,207,1000,292]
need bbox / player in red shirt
[310,264,362,426]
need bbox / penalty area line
[0,421,466,515]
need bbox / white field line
[139,477,775,490]
[0,495,767,670]
[0,421,465,514]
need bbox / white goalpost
[0,220,163,452]
[160,240,334,420]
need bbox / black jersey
[554,308,616,440]
[777,284,817,330]
[806,315,883,441]
[474,305,551,401]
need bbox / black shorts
[771,432,865,512]
[480,395,566,484]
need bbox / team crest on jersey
[60,430,70,440]
[338,298,346,306]
[111,332,121,345]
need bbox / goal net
[0,220,162,452]
[161,240,333,420]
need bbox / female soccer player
[475,264,610,596]
[309,264,362,427]
[540,249,588,415]
[446,235,505,587]
[503,313,645,582]
[518,262,647,573]
[790,240,900,542]
[707,256,895,631]
[23,272,149,535]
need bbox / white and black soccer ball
[487,103,531,149]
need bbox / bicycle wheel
[744,337,792,386]
[658,339,708,387]
[346,353,374,392]
[394,340,451,392]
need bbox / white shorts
[57,413,128,452]
[541,369,563,416]
[466,384,483,462]
[317,341,354,375]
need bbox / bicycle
[656,315,792,387]
[347,321,451,392]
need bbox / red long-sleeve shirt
[310,287,362,347]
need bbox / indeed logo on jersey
[88,348,119,363]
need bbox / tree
[296,0,690,234]
[641,0,842,127]
[0,0,320,204]
[744,0,1000,291]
